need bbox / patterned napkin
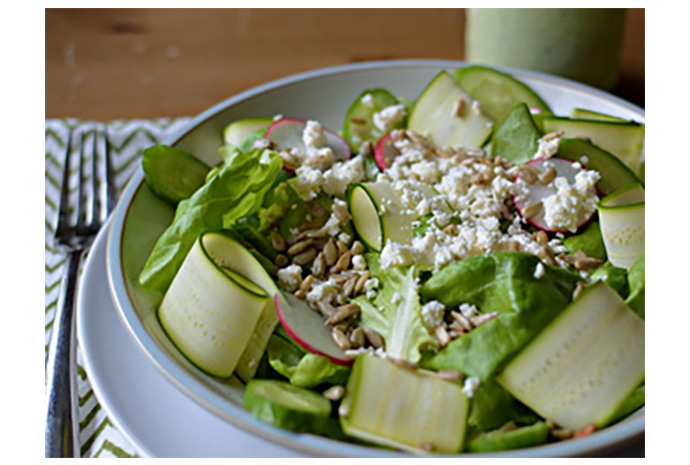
[45,117,190,457]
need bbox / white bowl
[106,59,644,457]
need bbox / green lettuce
[468,380,539,432]
[563,220,607,261]
[491,103,541,165]
[354,254,437,363]
[421,252,579,380]
[267,334,350,388]
[625,256,645,319]
[589,262,629,298]
[138,146,283,292]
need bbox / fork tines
[55,126,115,247]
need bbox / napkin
[45,117,190,457]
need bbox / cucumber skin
[142,145,210,206]
[342,88,401,149]
[244,379,331,433]
[466,422,549,453]
[453,66,551,121]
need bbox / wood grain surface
[46,8,644,120]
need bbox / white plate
[77,226,304,457]
[105,60,645,457]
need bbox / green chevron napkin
[45,117,190,457]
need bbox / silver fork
[45,126,116,458]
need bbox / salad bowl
[106,59,644,457]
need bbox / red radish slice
[267,118,351,172]
[513,157,598,233]
[374,132,399,171]
[274,292,352,366]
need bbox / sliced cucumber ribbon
[158,232,273,378]
[598,184,645,270]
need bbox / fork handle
[45,250,83,458]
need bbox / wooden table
[46,9,644,120]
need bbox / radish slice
[274,292,352,366]
[513,157,597,233]
[374,132,398,171]
[266,118,351,172]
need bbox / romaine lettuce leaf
[267,334,350,388]
[625,256,645,319]
[468,379,539,432]
[138,146,283,292]
[354,254,437,363]
[421,252,579,380]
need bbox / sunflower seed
[452,98,466,118]
[323,385,345,401]
[299,274,315,293]
[344,348,369,359]
[363,328,383,349]
[450,311,473,331]
[323,239,338,266]
[534,230,549,246]
[326,304,360,325]
[350,240,364,256]
[336,240,349,254]
[521,201,542,219]
[538,245,557,266]
[274,254,289,267]
[573,281,587,300]
[349,327,365,348]
[551,428,573,440]
[312,252,326,277]
[287,239,314,256]
[435,325,451,347]
[438,369,465,381]
[294,289,306,300]
[342,276,358,297]
[349,116,367,125]
[316,301,336,317]
[331,251,352,273]
[470,312,498,327]
[519,165,539,184]
[542,130,564,142]
[354,271,371,294]
[270,231,287,252]
[293,248,317,265]
[331,327,351,351]
[539,167,557,185]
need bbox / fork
[45,127,115,458]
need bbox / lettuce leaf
[421,252,579,380]
[354,254,437,363]
[138,146,283,292]
[625,256,645,319]
[267,334,350,388]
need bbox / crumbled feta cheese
[533,134,561,159]
[459,303,479,318]
[277,265,302,292]
[421,301,445,330]
[373,104,406,133]
[361,93,375,108]
[301,120,335,170]
[338,232,351,244]
[391,292,402,305]
[322,156,366,197]
[352,254,367,270]
[542,170,600,232]
[533,262,545,279]
[306,278,339,305]
[291,166,323,201]
[462,377,481,398]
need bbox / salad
[137,66,645,454]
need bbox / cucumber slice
[571,108,630,123]
[340,355,470,453]
[498,282,645,430]
[197,232,282,381]
[557,138,641,196]
[541,117,645,176]
[408,71,494,149]
[158,233,269,377]
[223,117,273,147]
[491,103,542,165]
[244,379,332,433]
[453,65,551,121]
[142,145,210,205]
[466,422,549,453]
[602,384,645,427]
[349,182,414,252]
[342,88,403,150]
[598,184,645,270]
